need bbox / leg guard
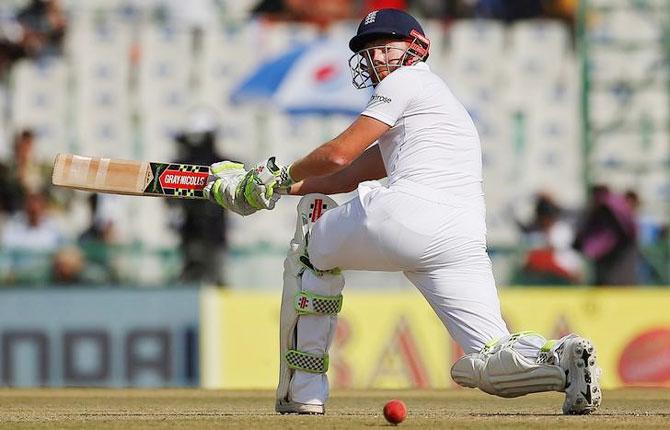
[276,194,343,414]
[451,332,566,398]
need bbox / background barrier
[0,288,199,387]
[201,288,670,389]
[3,287,668,388]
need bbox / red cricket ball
[383,399,407,425]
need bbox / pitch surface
[0,388,668,429]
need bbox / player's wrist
[284,164,296,185]
[266,156,295,188]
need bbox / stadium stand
[69,16,133,159]
[138,24,191,162]
[0,1,666,286]
[11,58,69,160]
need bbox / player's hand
[204,161,270,216]
[237,160,281,210]
[264,156,295,194]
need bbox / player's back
[364,62,483,200]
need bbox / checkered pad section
[286,350,329,373]
[294,291,343,315]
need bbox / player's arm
[204,115,388,212]
[288,144,386,195]
[287,115,390,182]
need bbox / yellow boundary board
[201,288,670,389]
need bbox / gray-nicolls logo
[364,11,377,25]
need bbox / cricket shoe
[559,336,602,415]
[275,399,324,415]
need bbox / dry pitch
[1,388,669,429]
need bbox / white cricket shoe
[559,336,602,415]
[275,399,324,415]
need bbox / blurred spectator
[543,0,577,22]
[409,0,459,20]
[471,0,544,21]
[252,0,353,26]
[16,0,66,55]
[171,106,230,286]
[0,190,64,284]
[573,185,639,286]
[0,0,67,78]
[252,0,286,15]
[79,194,118,245]
[52,246,84,283]
[1,190,62,249]
[13,128,46,192]
[623,189,668,285]
[52,245,112,285]
[624,190,639,212]
[0,129,50,213]
[250,0,574,25]
[516,193,582,285]
[363,1,407,13]
[77,194,119,283]
[469,0,576,23]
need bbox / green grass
[0,388,668,429]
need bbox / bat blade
[52,153,211,199]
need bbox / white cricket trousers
[291,180,510,404]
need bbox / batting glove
[264,156,295,194]
[237,159,281,210]
[204,161,278,216]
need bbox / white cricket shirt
[361,62,483,197]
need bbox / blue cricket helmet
[348,8,430,60]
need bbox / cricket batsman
[204,8,602,416]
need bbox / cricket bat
[52,153,211,199]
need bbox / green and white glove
[203,161,279,216]
[238,159,281,210]
[264,156,295,194]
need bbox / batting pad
[276,194,341,410]
[295,291,343,315]
[286,350,330,373]
[451,348,566,398]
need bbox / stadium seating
[6,13,586,254]
[69,17,133,159]
[7,2,667,286]
[443,19,505,94]
[422,19,446,67]
[10,59,69,161]
[506,20,572,109]
[587,0,668,230]
[448,20,583,244]
[200,23,261,161]
[0,88,5,157]
[640,172,670,216]
[590,8,662,44]
[138,24,192,161]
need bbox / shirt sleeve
[360,69,416,127]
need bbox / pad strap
[482,331,539,354]
[286,350,329,373]
[294,291,343,315]
[299,255,341,276]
